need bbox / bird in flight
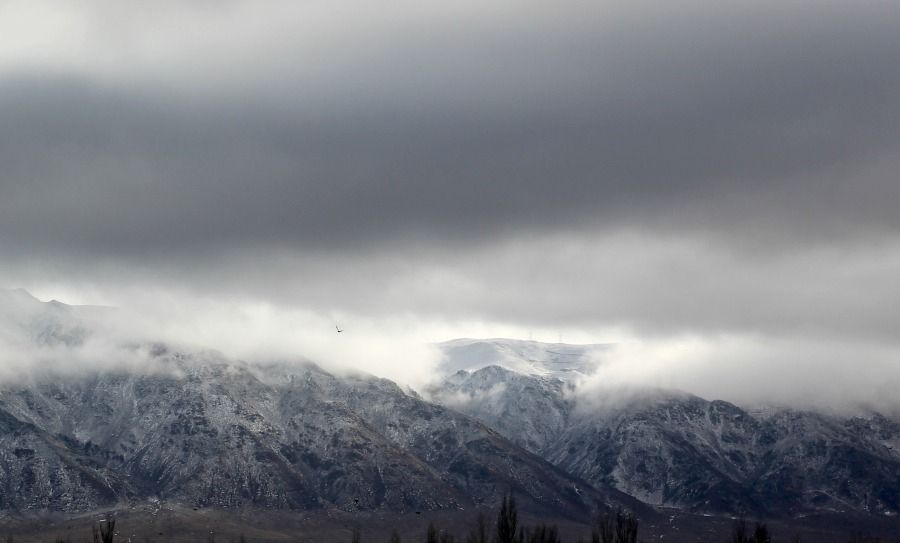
[335,325,344,333]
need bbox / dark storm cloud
[1,1,899,259]
[3,0,900,407]
[1,0,900,359]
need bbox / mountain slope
[430,343,900,518]
[0,354,623,515]
[0,292,637,516]
[0,406,123,511]
[430,366,575,453]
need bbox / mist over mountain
[0,290,640,521]
[437,338,609,382]
[3,1,900,540]
[1,293,898,532]
[431,338,900,518]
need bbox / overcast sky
[1,0,899,406]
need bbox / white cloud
[577,333,900,412]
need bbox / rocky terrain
[430,341,900,519]
[0,356,619,515]
[0,290,630,518]
[1,290,899,530]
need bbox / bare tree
[614,510,638,543]
[751,523,771,543]
[731,519,750,543]
[92,517,116,543]
[593,512,613,543]
[467,514,490,543]
[593,509,638,543]
[495,495,518,543]
[524,524,560,543]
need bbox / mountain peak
[0,287,40,302]
[437,337,610,381]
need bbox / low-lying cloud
[0,289,445,390]
[1,0,899,411]
[3,288,900,413]
[577,334,900,413]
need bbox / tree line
[2,496,893,543]
[352,495,636,543]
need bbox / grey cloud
[5,233,899,349]
[1,1,900,260]
[2,0,900,399]
[575,334,900,413]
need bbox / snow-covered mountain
[430,340,900,518]
[3,291,899,523]
[0,291,629,516]
[437,338,608,381]
[431,366,575,453]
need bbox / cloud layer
[1,0,899,406]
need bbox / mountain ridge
[432,340,900,518]
[1,293,898,524]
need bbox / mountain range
[1,289,898,536]
[0,289,627,519]
[430,345,900,519]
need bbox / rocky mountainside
[2,293,898,523]
[431,341,900,519]
[0,291,633,517]
[0,356,612,514]
[432,365,575,453]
